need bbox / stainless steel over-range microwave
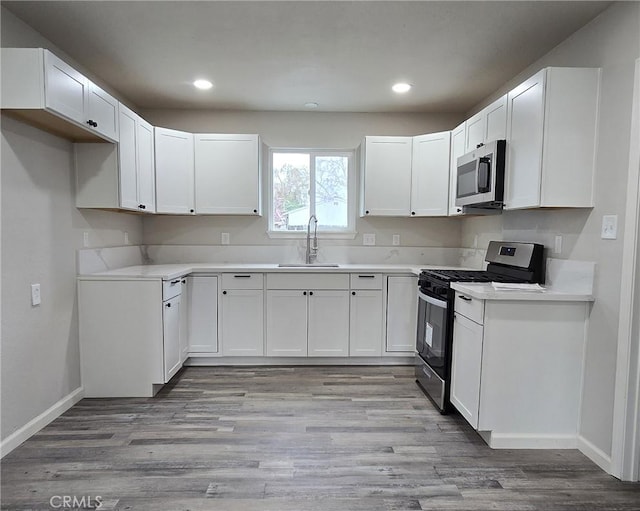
[455,139,506,209]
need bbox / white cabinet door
[221,289,264,356]
[410,131,450,217]
[155,127,195,214]
[349,290,383,356]
[117,105,139,211]
[449,122,466,216]
[188,276,218,354]
[484,94,508,142]
[194,134,261,215]
[162,295,183,383]
[361,136,412,216]
[308,290,350,357]
[43,50,88,125]
[266,290,308,356]
[385,276,417,352]
[450,313,484,429]
[136,117,156,212]
[505,70,545,210]
[87,82,119,141]
[465,112,484,153]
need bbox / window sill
[267,230,357,240]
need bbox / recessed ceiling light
[304,102,319,109]
[392,82,412,94]
[193,79,213,90]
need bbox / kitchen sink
[278,263,340,268]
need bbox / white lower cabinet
[450,289,589,448]
[308,290,350,357]
[450,311,484,428]
[187,275,218,354]
[162,293,182,382]
[266,290,308,356]
[385,276,418,353]
[220,274,264,356]
[349,273,384,356]
[78,278,184,397]
[265,273,350,357]
[179,278,189,362]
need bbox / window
[269,149,355,236]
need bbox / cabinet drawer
[221,273,264,290]
[267,273,349,290]
[454,292,484,324]
[350,273,382,290]
[163,278,184,300]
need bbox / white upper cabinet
[448,122,466,216]
[505,67,600,210]
[465,95,508,153]
[117,103,155,212]
[410,131,451,217]
[75,104,154,212]
[194,134,261,215]
[1,48,119,142]
[360,136,412,216]
[155,127,195,214]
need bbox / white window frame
[267,147,357,239]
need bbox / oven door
[416,289,449,380]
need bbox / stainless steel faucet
[306,215,318,264]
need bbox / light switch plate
[601,215,618,240]
[221,232,230,245]
[392,234,400,246]
[31,283,41,306]
[554,235,562,254]
[363,233,376,246]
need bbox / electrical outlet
[601,215,618,240]
[124,232,130,245]
[363,233,376,246]
[83,231,89,248]
[31,283,41,306]
[392,234,400,246]
[221,232,230,245]
[554,235,563,254]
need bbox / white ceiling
[3,1,611,113]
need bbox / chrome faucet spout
[306,215,318,264]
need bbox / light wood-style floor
[2,366,639,510]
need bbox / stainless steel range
[415,241,545,413]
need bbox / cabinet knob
[352,291,356,296]
[309,291,313,296]
[253,209,258,214]
[181,279,186,284]
[365,210,370,215]
[166,302,171,308]
[190,209,194,213]
[411,211,416,216]
[223,290,227,295]
[303,291,307,296]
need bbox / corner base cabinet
[79,279,166,397]
[450,290,589,448]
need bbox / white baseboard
[1,387,84,458]
[481,431,579,449]
[185,356,414,366]
[577,434,613,474]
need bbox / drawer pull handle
[459,295,472,302]
[233,275,251,278]
[170,279,180,285]
[358,275,375,279]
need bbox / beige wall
[140,109,464,248]
[461,2,640,460]
[0,9,143,442]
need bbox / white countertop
[451,282,594,302]
[77,263,434,281]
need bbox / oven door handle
[418,290,448,309]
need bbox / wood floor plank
[2,366,639,511]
